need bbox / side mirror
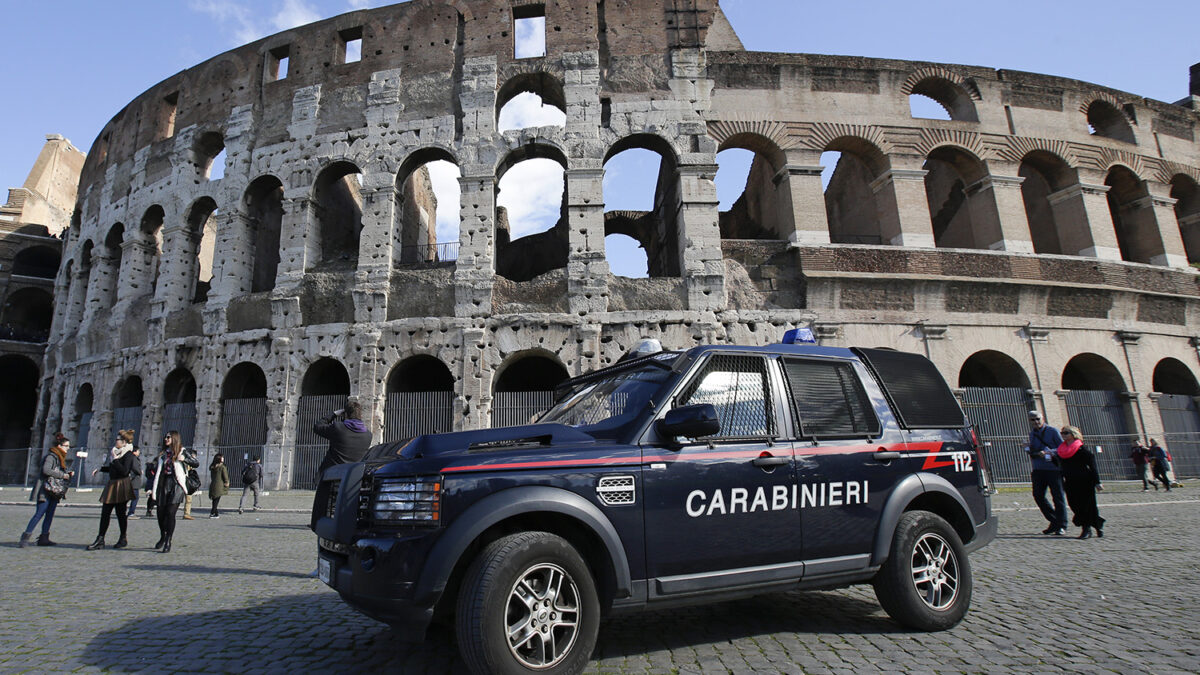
[657,404,720,440]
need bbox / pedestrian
[143,456,157,518]
[314,399,373,475]
[1057,425,1105,539]
[1148,438,1172,491]
[86,431,141,550]
[209,452,229,518]
[149,430,199,553]
[1129,440,1154,491]
[1025,410,1067,535]
[18,433,75,547]
[127,445,142,517]
[238,457,263,514]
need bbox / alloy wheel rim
[910,532,960,610]
[505,562,581,669]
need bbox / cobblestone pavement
[1,483,1197,674]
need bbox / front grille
[325,480,339,519]
[597,475,636,506]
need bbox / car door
[641,352,801,595]
[782,356,906,569]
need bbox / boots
[86,536,105,551]
[36,533,56,546]
[1078,526,1093,539]
[161,537,172,553]
[154,535,166,550]
[1096,526,1104,538]
[18,532,31,548]
[113,536,128,549]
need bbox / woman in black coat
[1056,425,1105,539]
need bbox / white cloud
[425,161,462,244]
[189,0,264,45]
[497,159,564,239]
[514,15,546,59]
[497,92,566,132]
[272,0,321,32]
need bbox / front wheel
[456,532,600,675]
[873,510,973,631]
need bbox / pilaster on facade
[775,153,832,246]
[870,167,935,248]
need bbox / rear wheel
[873,510,972,631]
[456,531,599,675]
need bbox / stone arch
[221,362,268,400]
[714,132,791,241]
[0,355,39,449]
[1169,173,1200,263]
[243,175,284,293]
[496,143,570,282]
[1152,358,1199,395]
[395,146,459,264]
[492,350,569,427]
[1018,150,1079,255]
[1104,164,1163,265]
[958,350,1031,388]
[300,357,351,396]
[11,246,60,278]
[1062,353,1126,391]
[163,367,198,405]
[193,130,226,180]
[162,366,199,446]
[922,144,1000,249]
[603,133,684,277]
[99,223,125,310]
[1084,99,1135,143]
[1,287,53,341]
[114,375,145,409]
[821,135,891,245]
[496,71,567,132]
[136,205,165,299]
[218,362,268,450]
[906,76,979,122]
[309,160,364,270]
[184,196,219,303]
[384,354,454,439]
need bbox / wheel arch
[871,473,975,566]
[416,485,632,612]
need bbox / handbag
[185,468,201,495]
[43,475,69,499]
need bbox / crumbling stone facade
[40,0,1200,487]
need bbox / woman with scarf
[148,430,199,553]
[1057,425,1105,539]
[18,433,75,547]
[86,429,141,550]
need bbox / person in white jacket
[148,431,198,553]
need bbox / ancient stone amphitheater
[39,0,1200,488]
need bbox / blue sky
[2,0,1195,273]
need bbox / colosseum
[35,0,1200,489]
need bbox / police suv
[312,337,996,675]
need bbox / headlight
[371,476,442,525]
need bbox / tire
[872,510,973,631]
[456,531,600,675]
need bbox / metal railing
[493,391,555,428]
[396,241,459,265]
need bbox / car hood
[366,423,600,474]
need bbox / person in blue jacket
[1026,410,1067,535]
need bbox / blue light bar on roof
[782,327,816,344]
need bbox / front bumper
[318,534,437,639]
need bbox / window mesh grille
[782,358,880,438]
[853,348,966,429]
[678,354,774,438]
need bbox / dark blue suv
[312,342,996,674]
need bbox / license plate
[318,557,332,585]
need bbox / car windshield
[538,359,676,441]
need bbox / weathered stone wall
[39,0,1200,487]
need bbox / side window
[782,358,880,439]
[677,354,774,438]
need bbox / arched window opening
[0,355,39,451]
[1063,354,1126,392]
[1153,358,1199,396]
[12,246,60,278]
[496,149,567,282]
[245,176,284,293]
[497,73,565,133]
[0,287,53,342]
[73,384,94,451]
[111,376,144,448]
[715,147,785,241]
[493,353,569,427]
[185,198,219,303]
[396,149,460,265]
[1153,358,1200,468]
[139,205,165,298]
[1018,152,1077,255]
[1170,175,1200,264]
[1086,101,1135,143]
[101,223,125,308]
[958,350,1031,389]
[311,162,364,270]
[821,138,889,245]
[907,78,977,122]
[195,131,226,180]
[385,355,454,440]
[295,358,351,488]
[602,139,680,278]
[1105,166,1160,265]
[923,146,996,250]
[162,367,198,447]
[218,362,268,474]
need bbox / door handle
[751,455,790,468]
[873,450,900,462]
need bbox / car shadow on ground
[127,563,313,579]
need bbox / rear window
[781,357,879,439]
[852,348,965,429]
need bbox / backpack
[242,464,258,484]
